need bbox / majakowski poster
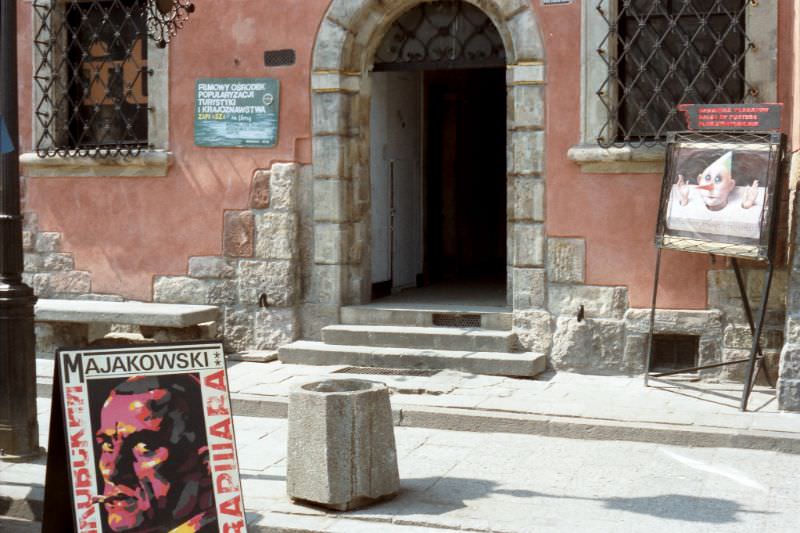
[52,342,246,533]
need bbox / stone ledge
[20,150,171,178]
[567,143,665,174]
[35,298,219,328]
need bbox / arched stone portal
[308,0,546,329]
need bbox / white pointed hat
[702,151,732,178]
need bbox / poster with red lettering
[46,342,247,533]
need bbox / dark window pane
[65,0,148,149]
[602,0,751,146]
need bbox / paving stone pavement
[6,358,800,531]
[221,361,800,452]
[3,410,800,532]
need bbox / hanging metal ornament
[146,0,195,48]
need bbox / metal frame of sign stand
[643,251,774,411]
[644,131,786,412]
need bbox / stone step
[341,305,512,331]
[278,340,545,378]
[322,324,517,352]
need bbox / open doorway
[423,68,506,288]
[369,67,506,303]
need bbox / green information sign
[195,77,279,147]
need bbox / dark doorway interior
[423,68,506,286]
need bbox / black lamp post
[0,0,194,459]
[0,0,39,459]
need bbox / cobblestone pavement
[223,361,800,448]
[6,359,800,531]
[2,406,799,532]
[236,417,800,532]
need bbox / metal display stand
[644,130,786,412]
[643,251,774,411]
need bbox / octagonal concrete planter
[287,379,400,510]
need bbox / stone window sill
[567,143,666,174]
[20,150,171,178]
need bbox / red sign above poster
[678,103,783,131]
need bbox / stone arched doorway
[308,0,546,325]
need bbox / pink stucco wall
[538,0,795,309]
[19,0,328,301]
[16,1,797,308]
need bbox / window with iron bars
[33,0,152,158]
[596,0,758,148]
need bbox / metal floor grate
[333,367,441,377]
[432,313,481,328]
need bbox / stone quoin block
[777,377,800,412]
[624,309,722,335]
[510,175,544,222]
[550,316,592,371]
[238,260,296,307]
[507,10,544,61]
[312,136,349,179]
[509,84,545,130]
[34,232,61,253]
[43,253,75,272]
[153,276,209,305]
[723,324,783,350]
[223,307,254,353]
[188,256,236,279]
[589,319,626,370]
[254,307,297,349]
[23,212,39,232]
[312,92,353,136]
[250,170,271,209]
[206,280,238,307]
[511,223,545,267]
[314,179,352,222]
[269,162,299,210]
[223,210,255,258]
[495,0,530,19]
[511,130,544,175]
[24,254,43,273]
[287,379,399,511]
[312,19,349,70]
[547,238,585,284]
[512,309,552,353]
[549,285,628,320]
[314,224,351,265]
[325,0,370,33]
[22,231,34,251]
[254,211,298,260]
[779,344,800,380]
[512,267,546,309]
[33,271,91,296]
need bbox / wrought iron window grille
[596,0,756,148]
[374,1,505,71]
[32,0,186,158]
[147,0,194,48]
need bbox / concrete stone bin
[287,379,400,511]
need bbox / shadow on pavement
[374,477,772,525]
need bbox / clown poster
[656,132,784,259]
[45,342,247,533]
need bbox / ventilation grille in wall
[650,334,700,372]
[264,49,296,67]
[432,313,482,328]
